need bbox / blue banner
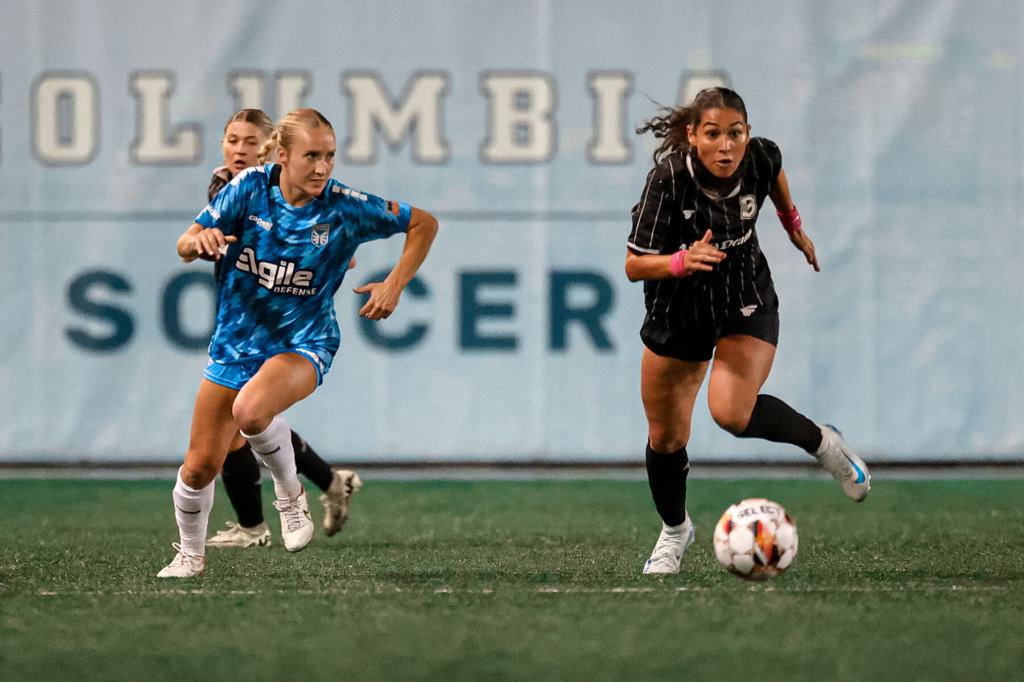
[1,0,1020,461]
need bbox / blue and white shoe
[816,424,871,502]
[642,515,696,575]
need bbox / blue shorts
[203,348,334,391]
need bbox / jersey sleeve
[336,184,412,243]
[756,138,783,188]
[195,166,256,234]
[627,160,677,255]
[207,166,233,202]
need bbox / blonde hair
[223,108,274,138]
[257,108,334,164]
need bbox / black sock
[221,444,264,528]
[645,443,689,527]
[292,431,334,492]
[737,394,823,453]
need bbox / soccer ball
[713,498,798,580]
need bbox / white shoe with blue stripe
[816,424,871,502]
[643,515,696,575]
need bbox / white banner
[1,0,1021,461]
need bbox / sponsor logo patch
[235,247,317,295]
[311,223,330,247]
[739,194,757,220]
[248,214,273,230]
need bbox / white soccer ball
[713,498,798,580]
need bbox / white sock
[814,425,832,458]
[173,468,214,556]
[242,416,301,501]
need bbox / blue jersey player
[203,108,362,551]
[159,108,439,578]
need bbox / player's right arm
[178,166,257,263]
[624,161,723,282]
[176,223,236,262]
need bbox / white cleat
[643,515,696,575]
[816,424,871,502]
[320,469,363,537]
[157,543,206,578]
[206,521,272,548]
[274,489,314,552]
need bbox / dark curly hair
[636,87,748,163]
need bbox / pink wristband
[669,248,688,277]
[776,206,802,234]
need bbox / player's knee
[710,404,749,436]
[231,399,271,435]
[181,458,218,489]
[648,425,688,453]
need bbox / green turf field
[1,478,1022,680]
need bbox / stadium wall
[1,0,1021,462]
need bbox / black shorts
[640,289,780,362]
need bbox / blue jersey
[194,163,411,362]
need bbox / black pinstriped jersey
[208,166,234,202]
[627,137,783,329]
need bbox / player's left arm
[354,206,439,320]
[769,168,820,272]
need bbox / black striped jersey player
[624,87,871,577]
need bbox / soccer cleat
[643,515,696,575]
[157,543,206,578]
[274,488,314,552]
[320,469,363,537]
[815,424,871,502]
[206,521,272,548]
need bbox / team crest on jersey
[739,195,757,220]
[311,223,330,247]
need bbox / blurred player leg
[291,430,362,536]
[292,431,333,491]
[320,468,363,537]
[207,435,271,548]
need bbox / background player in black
[202,109,362,548]
[625,88,871,576]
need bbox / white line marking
[28,584,1014,597]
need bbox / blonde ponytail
[257,128,280,164]
[258,108,334,165]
